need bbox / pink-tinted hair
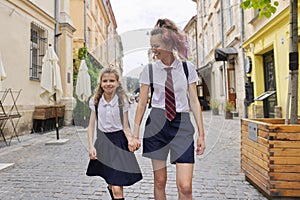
[152,18,189,59]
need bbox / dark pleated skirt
[86,130,142,186]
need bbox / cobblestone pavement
[0,106,267,199]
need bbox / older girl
[133,18,205,199]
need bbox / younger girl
[86,66,142,200]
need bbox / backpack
[148,61,189,108]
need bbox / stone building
[0,0,75,141]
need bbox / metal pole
[285,74,291,125]
[54,0,59,140]
[54,0,59,54]
[84,0,87,47]
[220,0,227,102]
[239,0,248,118]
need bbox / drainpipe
[220,0,227,102]
[200,1,204,66]
[54,0,59,54]
[239,0,247,118]
[84,0,87,47]
[107,24,109,66]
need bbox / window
[204,32,208,56]
[226,0,233,29]
[30,22,47,80]
[210,22,214,49]
[203,0,206,16]
[218,10,222,43]
[87,27,91,48]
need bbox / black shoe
[107,186,114,199]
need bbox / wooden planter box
[241,118,300,199]
[33,105,53,120]
[32,105,65,133]
[53,105,65,117]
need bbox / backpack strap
[118,97,124,125]
[182,61,189,82]
[148,63,154,108]
[95,104,98,120]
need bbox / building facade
[242,1,300,119]
[70,0,122,70]
[0,0,75,139]
[184,15,211,110]
[196,0,246,117]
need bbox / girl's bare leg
[152,159,167,200]
[176,163,194,200]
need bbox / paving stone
[0,108,268,199]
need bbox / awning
[197,62,212,77]
[87,52,103,69]
[214,47,238,61]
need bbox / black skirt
[86,130,143,186]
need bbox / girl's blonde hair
[94,66,128,107]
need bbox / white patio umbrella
[40,45,63,140]
[75,59,91,122]
[0,52,7,91]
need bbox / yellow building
[243,3,300,118]
[70,0,122,68]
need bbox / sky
[109,0,197,77]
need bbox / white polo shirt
[139,58,198,112]
[89,95,129,132]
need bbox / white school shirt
[89,95,130,132]
[139,58,198,112]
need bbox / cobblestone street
[0,107,267,199]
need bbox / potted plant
[210,99,219,115]
[224,101,234,119]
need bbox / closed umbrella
[0,52,7,91]
[75,59,91,124]
[40,45,63,140]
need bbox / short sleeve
[187,62,199,84]
[139,64,150,85]
[89,97,96,112]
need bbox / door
[263,51,277,118]
[227,62,236,107]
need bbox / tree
[241,0,298,124]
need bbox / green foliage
[241,0,279,18]
[224,101,235,112]
[72,47,102,127]
[210,99,220,109]
[78,47,88,60]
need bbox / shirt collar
[100,94,118,107]
[158,58,180,70]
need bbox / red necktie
[165,68,176,121]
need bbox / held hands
[89,146,97,160]
[196,136,206,155]
[128,136,141,153]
